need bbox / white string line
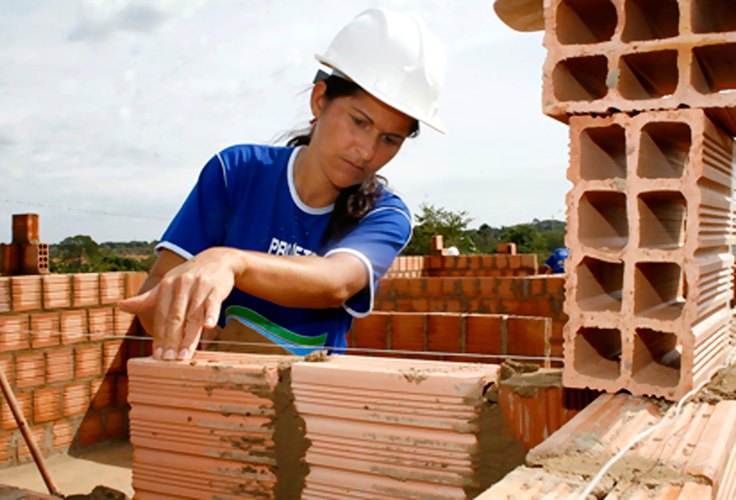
[0,198,170,221]
[5,328,563,362]
[576,362,728,499]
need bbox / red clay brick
[90,376,116,410]
[461,278,480,297]
[113,307,136,336]
[507,317,551,358]
[33,387,62,423]
[77,412,103,447]
[427,314,463,355]
[441,278,458,295]
[75,344,102,379]
[99,272,124,305]
[0,390,30,430]
[88,307,114,341]
[124,271,148,298]
[465,316,504,356]
[60,309,87,345]
[42,274,71,309]
[0,278,10,313]
[445,299,463,312]
[102,340,126,374]
[30,311,60,349]
[425,279,442,297]
[63,382,90,416]
[17,425,47,463]
[0,431,14,465]
[351,313,389,350]
[390,314,425,352]
[410,298,429,311]
[12,214,39,243]
[15,352,44,389]
[45,347,74,384]
[52,419,74,451]
[46,347,74,384]
[104,408,127,439]
[0,314,29,352]
[498,278,515,298]
[72,273,99,307]
[10,276,42,312]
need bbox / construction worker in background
[543,247,569,274]
[119,8,446,360]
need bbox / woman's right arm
[135,249,187,335]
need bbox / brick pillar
[563,109,734,400]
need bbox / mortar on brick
[552,55,609,102]
[575,257,623,311]
[622,0,679,42]
[692,43,736,95]
[637,121,691,179]
[618,50,679,100]
[554,0,617,45]
[692,0,736,34]
[573,327,622,380]
[579,124,627,180]
[637,191,687,249]
[578,191,628,249]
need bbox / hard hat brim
[493,0,544,32]
[314,54,447,134]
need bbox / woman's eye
[351,115,365,127]
[383,135,400,146]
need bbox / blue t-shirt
[545,247,569,274]
[156,144,412,354]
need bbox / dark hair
[286,75,419,243]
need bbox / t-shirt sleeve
[324,206,412,318]
[156,153,231,259]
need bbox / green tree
[403,203,475,255]
[498,224,549,255]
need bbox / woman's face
[309,81,415,190]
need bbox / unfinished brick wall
[542,0,736,132]
[373,276,566,358]
[384,254,538,279]
[349,311,552,365]
[0,271,148,467]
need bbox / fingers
[118,288,157,314]
[152,282,174,360]
[160,276,193,361]
[177,288,213,360]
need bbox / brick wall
[349,311,553,366]
[0,271,149,467]
[373,275,566,358]
[384,254,539,279]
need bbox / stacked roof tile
[291,356,525,499]
[128,353,308,499]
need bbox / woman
[120,7,446,360]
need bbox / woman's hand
[119,247,238,360]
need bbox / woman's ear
[310,80,328,119]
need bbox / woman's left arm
[119,246,368,360]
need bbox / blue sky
[0,0,569,243]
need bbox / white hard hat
[315,8,447,133]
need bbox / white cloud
[0,0,568,243]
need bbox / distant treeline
[50,236,157,273]
[402,204,566,258]
[50,207,566,273]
